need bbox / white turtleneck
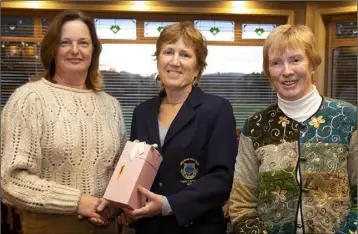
[277,85,322,233]
[277,85,322,122]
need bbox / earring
[192,76,198,87]
[311,71,315,75]
[155,75,164,89]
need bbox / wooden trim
[307,2,357,96]
[98,39,266,46]
[323,12,357,22]
[1,37,43,42]
[1,9,289,23]
[325,16,357,97]
[313,10,326,95]
[317,5,357,16]
[287,11,295,25]
[1,1,295,19]
[1,7,288,47]
[331,39,357,48]
[325,22,335,97]
[33,17,42,38]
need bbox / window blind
[330,21,357,106]
[1,15,279,133]
[100,44,276,131]
[1,41,42,108]
[331,46,357,106]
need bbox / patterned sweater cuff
[46,182,82,213]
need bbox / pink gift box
[104,141,162,210]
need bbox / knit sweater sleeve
[336,120,357,234]
[113,98,127,168]
[1,87,81,214]
[229,121,267,234]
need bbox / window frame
[1,9,288,130]
[324,13,356,98]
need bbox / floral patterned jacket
[229,98,357,234]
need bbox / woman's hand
[76,194,107,225]
[127,186,163,220]
[117,212,135,226]
[96,198,115,220]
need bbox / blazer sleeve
[167,99,238,226]
[130,106,138,141]
[335,121,357,234]
[229,121,267,234]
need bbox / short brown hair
[154,21,208,86]
[263,24,322,82]
[37,10,103,91]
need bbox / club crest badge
[180,158,199,180]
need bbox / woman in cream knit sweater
[1,10,126,234]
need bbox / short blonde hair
[263,24,322,81]
[34,10,104,91]
[154,21,208,86]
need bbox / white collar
[277,85,322,122]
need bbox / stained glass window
[94,18,136,40]
[336,22,357,38]
[242,24,276,39]
[144,21,177,37]
[1,16,34,37]
[194,20,235,41]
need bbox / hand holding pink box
[104,141,162,210]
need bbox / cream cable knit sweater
[1,78,126,214]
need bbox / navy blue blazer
[130,87,238,234]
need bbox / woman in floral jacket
[229,24,357,234]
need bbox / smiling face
[54,20,93,77]
[268,47,313,101]
[157,37,199,91]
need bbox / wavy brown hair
[34,10,103,91]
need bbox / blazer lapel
[144,96,162,148]
[163,87,203,147]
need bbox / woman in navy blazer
[126,21,238,234]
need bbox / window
[242,24,276,39]
[202,46,276,126]
[1,12,283,133]
[194,20,235,41]
[42,18,52,35]
[94,18,136,40]
[331,46,357,106]
[100,44,158,131]
[336,22,357,38]
[100,44,275,129]
[144,21,177,37]
[328,19,357,106]
[1,16,34,37]
[1,41,42,107]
